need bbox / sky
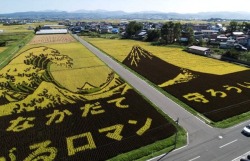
[1,0,250,14]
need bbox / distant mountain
[1,10,250,20]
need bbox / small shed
[188,46,210,56]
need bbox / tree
[173,22,181,42]
[125,21,143,38]
[161,21,182,44]
[161,21,175,44]
[146,30,160,42]
[186,27,194,45]
[228,21,238,33]
[242,22,250,33]
[34,25,41,34]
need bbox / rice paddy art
[0,40,176,161]
[122,45,250,122]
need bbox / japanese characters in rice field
[85,38,250,122]
[0,35,176,161]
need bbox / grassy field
[0,32,34,69]
[0,32,31,46]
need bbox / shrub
[0,41,7,47]
[222,49,240,59]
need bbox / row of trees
[125,21,194,45]
[227,21,250,33]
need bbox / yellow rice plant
[0,47,7,53]
[0,36,132,117]
[0,22,57,33]
[21,42,113,92]
[28,34,76,45]
[0,24,33,33]
[84,37,249,75]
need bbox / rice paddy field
[0,34,180,161]
[84,37,250,123]
[28,34,76,45]
[0,24,33,33]
[0,22,57,33]
[0,47,7,53]
[84,37,246,75]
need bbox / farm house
[188,46,210,56]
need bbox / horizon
[1,0,250,14]
[1,9,250,15]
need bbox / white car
[242,124,250,136]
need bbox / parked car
[240,159,250,161]
[242,124,250,136]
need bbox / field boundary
[0,33,34,69]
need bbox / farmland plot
[84,38,250,122]
[0,47,7,53]
[0,36,176,160]
[28,34,76,45]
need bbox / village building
[188,46,210,56]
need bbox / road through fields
[75,34,250,161]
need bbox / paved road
[153,121,250,161]
[74,35,250,161]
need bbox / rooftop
[36,29,68,35]
[232,32,244,35]
[188,46,210,51]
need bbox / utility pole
[174,117,179,149]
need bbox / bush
[79,32,101,38]
[151,41,165,46]
[222,49,240,59]
[0,41,7,47]
[146,30,160,42]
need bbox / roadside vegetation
[0,32,34,68]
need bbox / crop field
[0,32,31,47]
[0,35,177,160]
[84,37,246,75]
[0,22,57,33]
[28,34,76,45]
[0,47,7,53]
[84,37,250,122]
[0,24,34,33]
[0,32,34,69]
